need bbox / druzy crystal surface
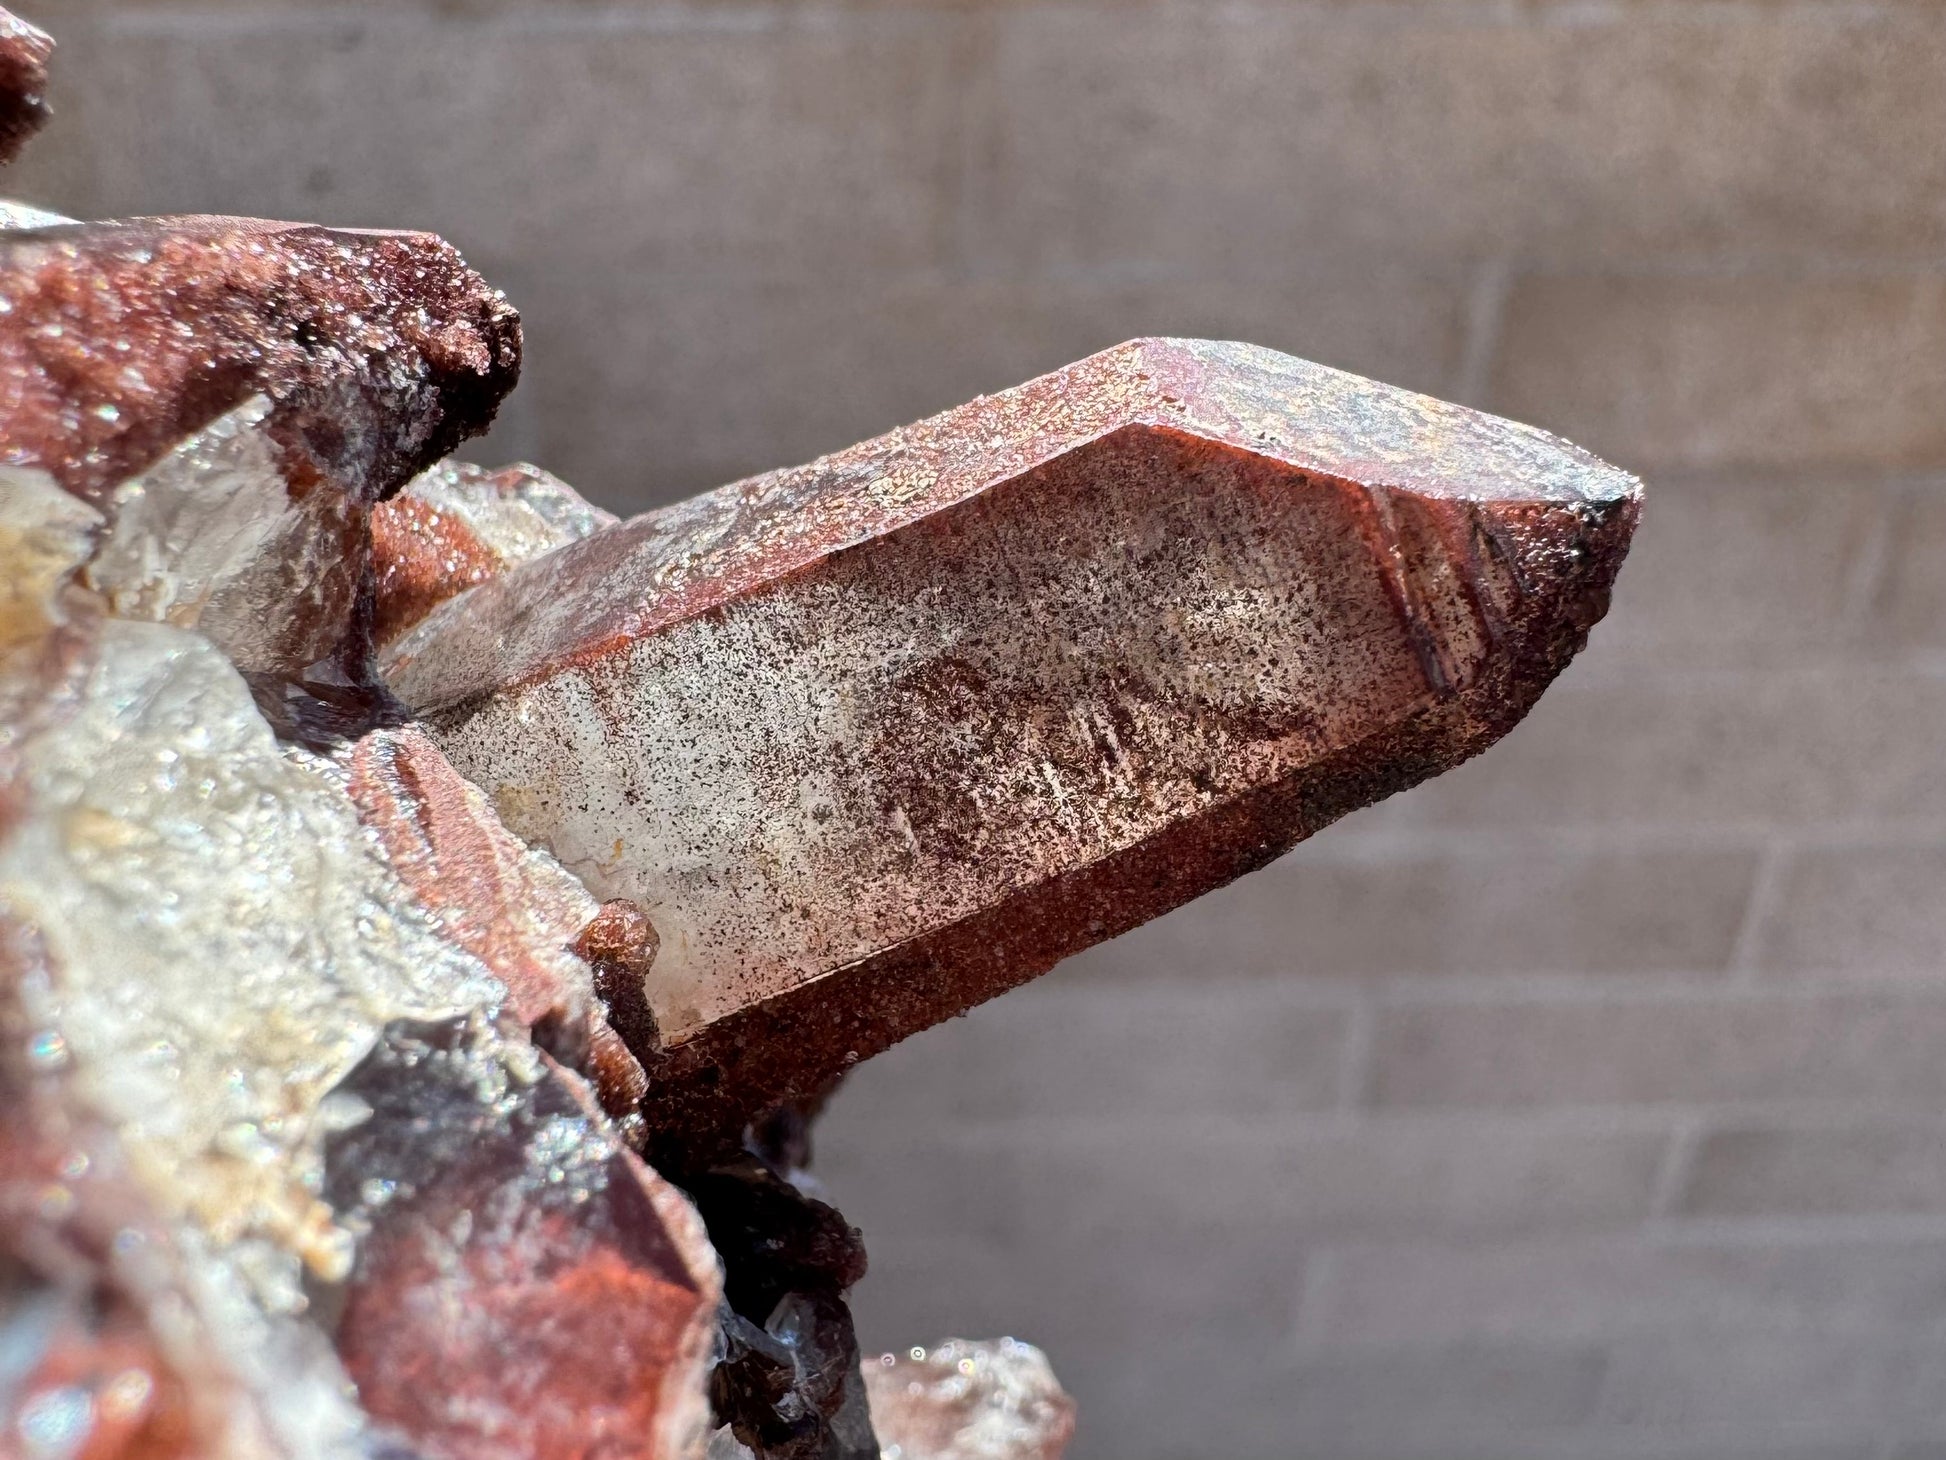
[0,10,1640,1458]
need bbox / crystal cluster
[0,12,1640,1460]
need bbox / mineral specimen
[0,475,721,1460]
[324,1018,718,1460]
[1,14,1643,1457]
[0,53,719,1447]
[385,337,1640,1145]
[371,460,616,648]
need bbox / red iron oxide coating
[0,8,51,167]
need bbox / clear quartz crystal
[404,459,617,568]
[85,396,362,678]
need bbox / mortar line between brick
[1725,840,1792,980]
[1454,257,1513,408]
[1366,966,1946,1006]
[1290,818,1946,860]
[1647,1112,1705,1220]
[99,3,951,37]
[1327,996,1376,1116]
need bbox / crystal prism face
[386,337,1640,1140]
[864,1340,1075,1460]
[324,1017,718,1460]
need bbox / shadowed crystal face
[386,338,1640,1139]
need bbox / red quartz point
[385,338,1641,1145]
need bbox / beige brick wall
[14,3,1946,1457]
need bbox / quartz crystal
[0,479,720,1460]
[0,213,519,739]
[385,337,1640,1144]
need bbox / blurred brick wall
[15,3,1946,1457]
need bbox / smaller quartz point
[864,1341,1075,1460]
[346,723,655,1126]
[0,8,51,166]
[346,724,600,1032]
[372,459,618,648]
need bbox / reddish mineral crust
[0,217,517,506]
[386,337,1641,1140]
[346,724,603,1032]
[345,724,653,1122]
[0,217,518,506]
[0,9,51,166]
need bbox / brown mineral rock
[371,459,617,648]
[385,337,1641,1143]
[0,9,51,166]
[0,216,519,738]
[864,1340,1075,1460]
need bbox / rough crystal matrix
[0,214,519,740]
